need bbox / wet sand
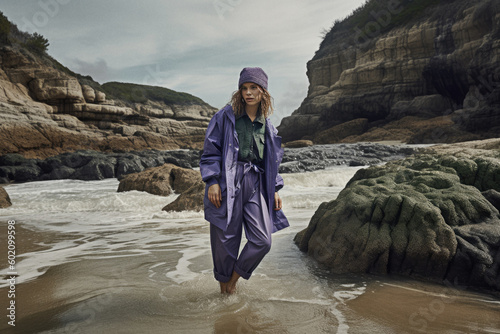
[347,277,500,333]
[1,222,499,334]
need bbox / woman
[200,67,289,294]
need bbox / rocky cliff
[0,13,216,159]
[278,0,500,144]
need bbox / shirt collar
[254,113,265,125]
[235,111,266,124]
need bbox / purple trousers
[210,161,272,282]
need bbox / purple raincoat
[200,104,289,233]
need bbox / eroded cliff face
[278,0,500,144]
[0,46,216,158]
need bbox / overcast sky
[0,0,365,125]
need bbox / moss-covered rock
[295,151,500,292]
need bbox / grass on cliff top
[101,82,207,106]
[316,0,446,57]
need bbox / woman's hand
[208,183,222,208]
[274,192,282,211]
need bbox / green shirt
[235,112,266,164]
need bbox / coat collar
[224,104,266,125]
[223,105,236,124]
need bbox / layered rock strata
[0,46,216,159]
[278,0,500,144]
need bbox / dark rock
[38,156,64,173]
[280,143,414,173]
[279,161,303,174]
[0,186,12,208]
[115,155,146,179]
[295,152,500,292]
[349,159,378,167]
[0,153,30,166]
[0,164,42,182]
[138,155,160,169]
[0,167,12,180]
[167,150,201,169]
[448,222,500,289]
[59,151,94,169]
[71,157,116,180]
[482,190,500,212]
[44,166,76,180]
[0,143,413,183]
[0,149,202,183]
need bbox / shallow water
[0,166,499,334]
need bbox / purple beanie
[238,67,268,90]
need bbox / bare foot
[226,271,240,294]
[219,281,228,294]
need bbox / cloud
[71,58,111,83]
[0,0,367,123]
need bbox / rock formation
[162,179,205,212]
[0,186,11,208]
[0,150,200,183]
[0,17,217,159]
[117,163,201,196]
[117,163,204,212]
[280,142,414,173]
[295,138,500,293]
[0,142,416,183]
[278,0,500,145]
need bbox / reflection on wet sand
[347,278,500,333]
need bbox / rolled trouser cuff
[234,264,252,280]
[213,268,232,283]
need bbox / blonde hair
[230,85,274,118]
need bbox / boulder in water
[295,143,500,293]
[117,163,201,197]
[163,179,204,212]
[0,186,12,208]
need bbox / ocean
[0,166,499,333]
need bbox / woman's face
[241,82,262,106]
